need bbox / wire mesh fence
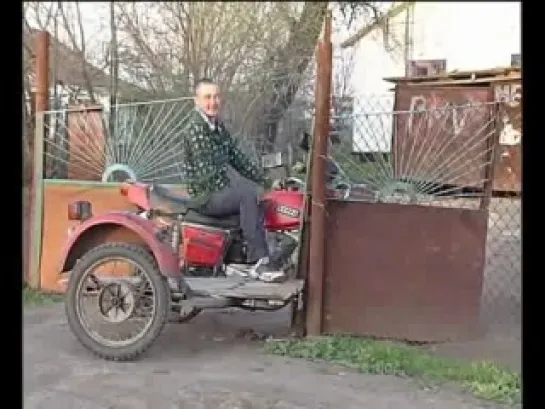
[43,98,193,184]
[329,94,521,340]
[483,196,521,339]
[330,95,499,207]
[480,97,522,340]
[40,94,313,185]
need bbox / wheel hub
[98,282,136,323]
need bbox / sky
[26,2,361,47]
[24,1,368,99]
[25,2,363,66]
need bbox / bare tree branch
[23,1,395,152]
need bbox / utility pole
[403,2,415,76]
[109,2,119,138]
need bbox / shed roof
[384,67,521,87]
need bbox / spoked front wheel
[65,243,170,361]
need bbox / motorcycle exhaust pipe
[189,297,235,309]
[171,290,235,309]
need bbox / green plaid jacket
[180,109,264,201]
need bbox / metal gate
[310,89,502,341]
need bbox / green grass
[265,336,521,407]
[23,286,64,307]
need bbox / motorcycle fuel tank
[263,190,304,231]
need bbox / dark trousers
[200,176,268,262]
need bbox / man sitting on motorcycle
[180,78,286,283]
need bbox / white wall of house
[346,2,521,152]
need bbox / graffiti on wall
[407,92,478,137]
[494,82,522,146]
[394,87,493,188]
[407,85,522,147]
[494,83,521,108]
[499,115,521,146]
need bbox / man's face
[195,83,221,118]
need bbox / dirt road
[24,304,501,409]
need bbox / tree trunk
[254,2,328,153]
[109,2,119,137]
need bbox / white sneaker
[225,264,251,278]
[249,258,287,283]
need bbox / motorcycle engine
[224,234,247,264]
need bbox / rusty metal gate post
[480,101,502,211]
[27,31,50,288]
[306,12,333,336]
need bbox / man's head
[194,78,221,118]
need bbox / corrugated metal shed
[387,67,521,194]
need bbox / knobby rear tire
[65,243,170,361]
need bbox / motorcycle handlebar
[274,157,351,198]
[292,157,348,183]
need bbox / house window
[511,53,521,67]
[407,59,447,77]
[416,67,428,76]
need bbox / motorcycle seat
[184,210,240,229]
[150,184,241,228]
[149,184,196,215]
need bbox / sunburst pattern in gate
[42,98,200,184]
[330,95,502,208]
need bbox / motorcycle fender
[59,211,181,278]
